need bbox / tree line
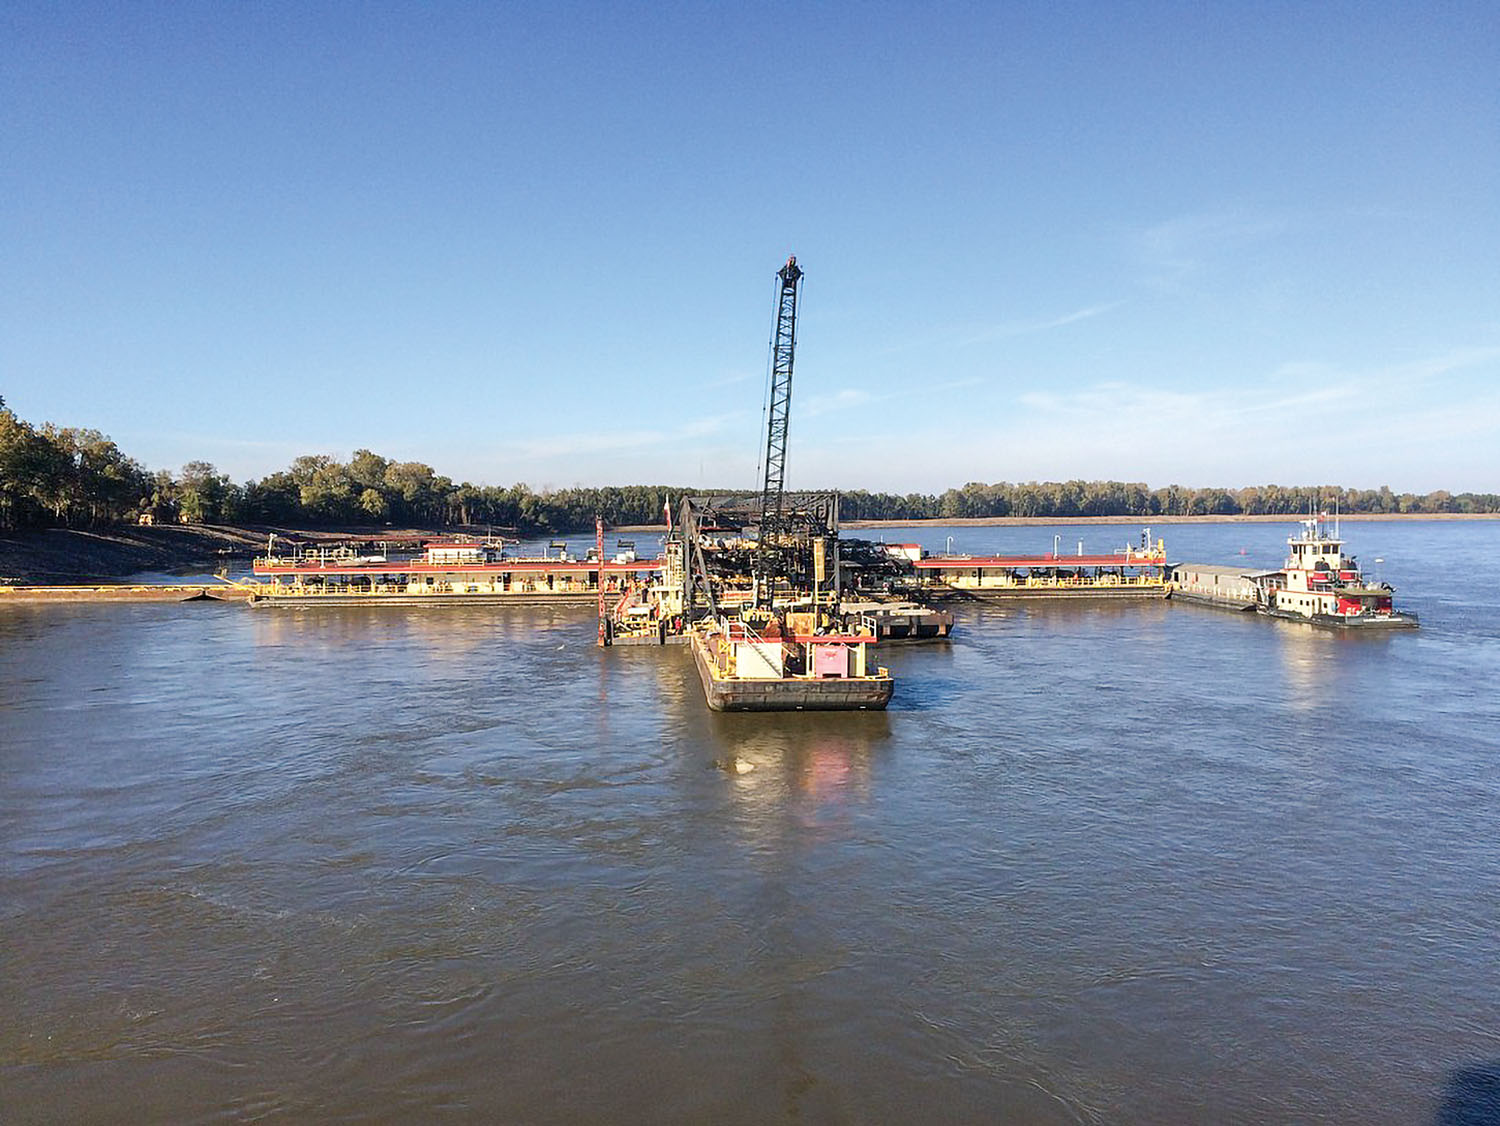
[841,480,1500,520]
[2,401,1497,533]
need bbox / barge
[1166,564,1261,613]
[249,536,662,605]
[840,599,953,641]
[0,583,241,604]
[690,615,892,712]
[908,534,1168,599]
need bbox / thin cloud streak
[702,371,758,389]
[795,376,984,422]
[1137,207,1289,288]
[956,301,1124,346]
[801,388,873,417]
[493,407,756,464]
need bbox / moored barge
[839,599,954,641]
[0,583,241,604]
[690,616,893,712]
[908,535,1168,599]
[249,536,662,605]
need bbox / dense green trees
[0,409,152,529]
[1,401,1497,533]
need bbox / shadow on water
[1435,1061,1500,1126]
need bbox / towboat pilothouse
[1251,516,1417,629]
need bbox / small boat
[1252,516,1417,629]
[689,615,893,712]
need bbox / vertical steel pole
[596,514,608,647]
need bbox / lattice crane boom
[758,255,803,544]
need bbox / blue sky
[3,2,1497,494]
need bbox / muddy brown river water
[3,520,1498,1123]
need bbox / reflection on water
[1272,619,1399,712]
[4,522,1500,1124]
[249,601,591,656]
[712,722,884,824]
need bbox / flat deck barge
[250,536,663,605]
[840,599,953,640]
[910,541,1167,600]
[0,584,243,604]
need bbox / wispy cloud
[957,301,1124,346]
[801,388,873,417]
[929,376,985,392]
[1018,373,1382,431]
[1137,207,1289,288]
[1262,346,1500,394]
[796,376,986,420]
[1386,345,1500,382]
[703,371,757,389]
[491,406,756,463]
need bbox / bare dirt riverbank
[0,524,532,586]
[0,525,272,585]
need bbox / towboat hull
[1259,607,1419,630]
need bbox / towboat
[1251,516,1417,629]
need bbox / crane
[754,255,803,607]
